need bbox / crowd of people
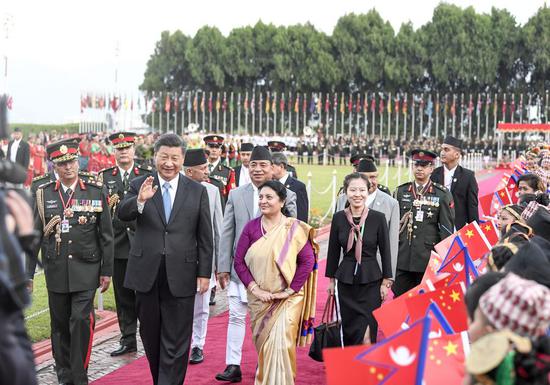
[1,124,550,385]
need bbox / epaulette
[32,174,50,182]
[397,181,412,189]
[37,180,55,189]
[84,179,104,188]
[136,164,153,171]
[432,182,449,192]
[98,166,115,174]
[218,164,233,171]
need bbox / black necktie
[123,171,129,190]
[64,188,73,203]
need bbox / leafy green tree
[185,26,227,89]
[522,5,550,91]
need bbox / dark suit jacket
[6,140,30,169]
[117,173,213,297]
[234,165,242,186]
[284,175,309,223]
[431,165,478,230]
[325,210,392,285]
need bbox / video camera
[0,95,28,186]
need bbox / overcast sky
[1,0,546,124]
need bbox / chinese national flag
[405,283,468,333]
[495,187,512,206]
[456,222,492,260]
[423,333,467,385]
[479,193,499,217]
[478,220,499,247]
[324,318,431,385]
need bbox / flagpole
[387,92,391,141]
[476,93,481,141]
[216,92,220,133]
[468,94,472,139]
[340,93,344,137]
[452,94,456,137]
[460,93,464,138]
[411,94,415,141]
[395,94,399,140]
[371,92,376,139]
[296,93,300,137]
[379,95,383,139]
[174,93,178,134]
[273,91,277,136]
[158,93,162,133]
[493,92,498,140]
[403,93,407,142]
[166,93,169,133]
[333,93,337,138]
[546,90,549,124]
[251,91,256,136]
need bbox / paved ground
[36,239,329,385]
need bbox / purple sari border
[277,219,300,266]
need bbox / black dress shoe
[189,347,204,364]
[215,365,242,382]
[110,344,137,357]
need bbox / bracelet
[249,283,258,292]
[284,288,295,296]
[383,280,393,288]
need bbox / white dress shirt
[278,173,289,186]
[239,165,251,186]
[444,165,458,190]
[137,173,179,214]
[118,163,134,182]
[61,180,78,194]
[9,139,21,163]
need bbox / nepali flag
[437,237,478,290]
[324,317,431,385]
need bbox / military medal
[78,216,87,225]
[427,211,434,218]
[64,208,74,218]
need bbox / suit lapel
[152,173,167,226]
[169,175,188,223]
[451,166,462,192]
[243,184,255,218]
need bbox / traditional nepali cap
[443,135,463,150]
[240,142,254,152]
[526,147,541,158]
[356,159,377,173]
[267,140,286,152]
[46,139,79,163]
[183,148,207,167]
[350,153,374,166]
[109,132,136,149]
[250,145,272,162]
[203,135,224,147]
[542,153,550,167]
[479,272,550,337]
[410,149,437,165]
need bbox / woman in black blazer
[326,172,393,345]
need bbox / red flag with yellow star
[434,222,492,262]
[405,283,468,334]
[478,220,499,246]
[324,317,431,385]
[423,333,468,385]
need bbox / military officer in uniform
[99,132,152,357]
[393,150,455,297]
[267,140,298,178]
[204,135,236,202]
[31,140,114,385]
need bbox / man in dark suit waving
[431,136,479,230]
[272,152,309,222]
[118,133,213,385]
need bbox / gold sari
[245,217,318,385]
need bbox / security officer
[393,149,454,297]
[204,135,236,201]
[267,140,298,178]
[30,137,96,200]
[31,140,114,385]
[99,132,152,357]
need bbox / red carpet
[92,260,329,385]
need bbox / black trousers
[113,258,137,347]
[393,270,424,297]
[136,257,195,385]
[337,280,381,346]
[0,309,37,385]
[48,289,96,385]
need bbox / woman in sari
[233,180,318,385]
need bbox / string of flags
[79,90,550,137]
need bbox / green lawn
[25,271,116,342]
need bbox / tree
[522,5,550,91]
[185,26,227,89]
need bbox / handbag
[308,294,342,362]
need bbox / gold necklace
[260,215,283,237]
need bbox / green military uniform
[204,135,236,201]
[99,161,151,352]
[378,184,391,196]
[32,140,114,385]
[31,171,96,199]
[393,180,454,296]
[208,176,226,211]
